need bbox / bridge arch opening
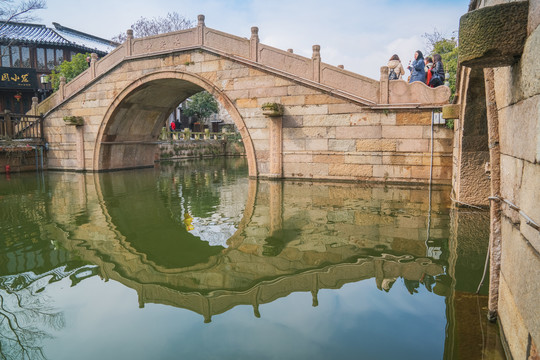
[94,71,256,176]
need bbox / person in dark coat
[407,50,426,84]
[429,54,445,87]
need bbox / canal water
[0,158,506,359]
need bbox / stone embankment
[158,139,245,160]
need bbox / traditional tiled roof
[0,22,69,45]
[52,23,118,54]
[0,22,118,55]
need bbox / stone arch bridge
[36,15,451,183]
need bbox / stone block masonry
[37,18,451,184]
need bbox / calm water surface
[0,158,505,359]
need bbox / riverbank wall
[0,143,45,174]
[158,139,245,160]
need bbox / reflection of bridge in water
[126,255,446,323]
[0,160,504,358]
[23,161,451,322]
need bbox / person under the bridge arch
[407,50,426,84]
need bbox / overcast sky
[37,0,469,79]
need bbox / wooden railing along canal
[0,111,44,141]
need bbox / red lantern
[14,93,22,102]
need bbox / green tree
[49,52,90,91]
[183,91,219,123]
[423,30,458,100]
[433,37,458,99]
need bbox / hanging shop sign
[0,67,38,90]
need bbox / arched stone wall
[94,70,257,176]
[452,67,490,206]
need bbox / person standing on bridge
[424,56,434,86]
[428,54,445,88]
[387,54,405,80]
[407,50,426,84]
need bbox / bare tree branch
[0,0,46,25]
[112,11,194,43]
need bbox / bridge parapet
[38,14,449,116]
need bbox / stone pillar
[31,97,39,116]
[90,53,98,79]
[268,116,283,178]
[250,26,259,61]
[312,45,321,83]
[4,110,12,138]
[76,124,85,171]
[261,103,284,178]
[484,67,502,322]
[126,29,133,56]
[380,66,389,104]
[268,181,283,235]
[311,274,319,307]
[59,76,66,100]
[451,67,490,207]
[197,14,205,45]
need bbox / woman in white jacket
[387,54,405,80]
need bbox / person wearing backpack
[387,54,405,80]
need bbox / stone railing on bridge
[37,14,449,115]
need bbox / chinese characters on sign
[0,67,38,89]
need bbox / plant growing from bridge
[183,91,219,125]
[261,102,283,117]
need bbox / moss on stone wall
[459,1,528,67]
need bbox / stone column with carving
[197,14,205,45]
[312,45,321,83]
[59,76,66,100]
[90,53,98,79]
[250,27,259,62]
[126,29,133,57]
[261,103,284,178]
[31,97,39,116]
[77,124,85,171]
